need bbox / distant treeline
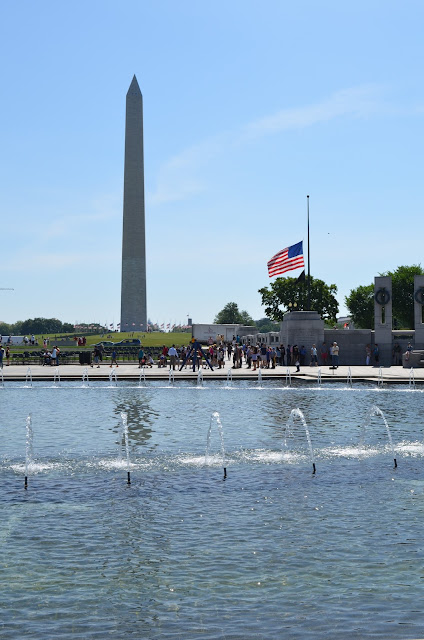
[0,317,75,336]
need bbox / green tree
[20,317,64,335]
[344,284,374,328]
[255,317,280,333]
[0,322,11,336]
[11,320,23,334]
[239,310,255,326]
[258,276,338,322]
[383,265,424,328]
[345,265,424,329]
[214,302,254,325]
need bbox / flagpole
[307,195,311,311]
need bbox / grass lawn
[9,332,192,352]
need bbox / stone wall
[324,330,372,365]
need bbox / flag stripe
[268,255,304,274]
[267,242,304,277]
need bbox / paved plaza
[1,362,422,384]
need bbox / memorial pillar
[414,275,424,348]
[374,276,392,365]
[280,311,324,364]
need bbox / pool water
[1,381,424,639]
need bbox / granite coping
[1,363,423,384]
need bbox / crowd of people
[42,346,61,366]
[132,340,342,372]
[0,336,412,370]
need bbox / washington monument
[120,75,147,331]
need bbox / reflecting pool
[1,381,424,639]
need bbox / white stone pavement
[1,362,422,384]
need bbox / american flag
[267,241,304,278]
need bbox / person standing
[6,345,10,366]
[138,347,145,368]
[331,342,339,368]
[373,344,379,365]
[0,345,4,369]
[238,345,243,369]
[92,346,101,368]
[292,345,300,372]
[251,347,258,371]
[168,344,178,370]
[275,346,281,367]
[246,346,252,369]
[365,344,371,366]
[393,342,402,365]
[320,342,328,366]
[260,343,267,368]
[227,343,232,360]
[218,346,225,369]
[310,344,318,366]
[110,349,118,367]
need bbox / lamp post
[288,302,298,313]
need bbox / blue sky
[1,1,423,327]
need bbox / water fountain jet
[25,367,32,388]
[24,414,34,489]
[120,412,131,484]
[82,368,89,387]
[359,405,397,468]
[138,368,146,387]
[226,369,233,388]
[109,367,118,386]
[205,411,226,479]
[285,368,292,387]
[53,367,61,387]
[197,369,204,388]
[257,368,263,388]
[284,408,316,474]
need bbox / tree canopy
[344,284,374,329]
[258,276,339,322]
[214,302,255,325]
[255,317,281,333]
[0,317,75,336]
[345,264,424,328]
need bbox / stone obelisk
[120,75,147,331]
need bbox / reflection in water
[113,394,158,449]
